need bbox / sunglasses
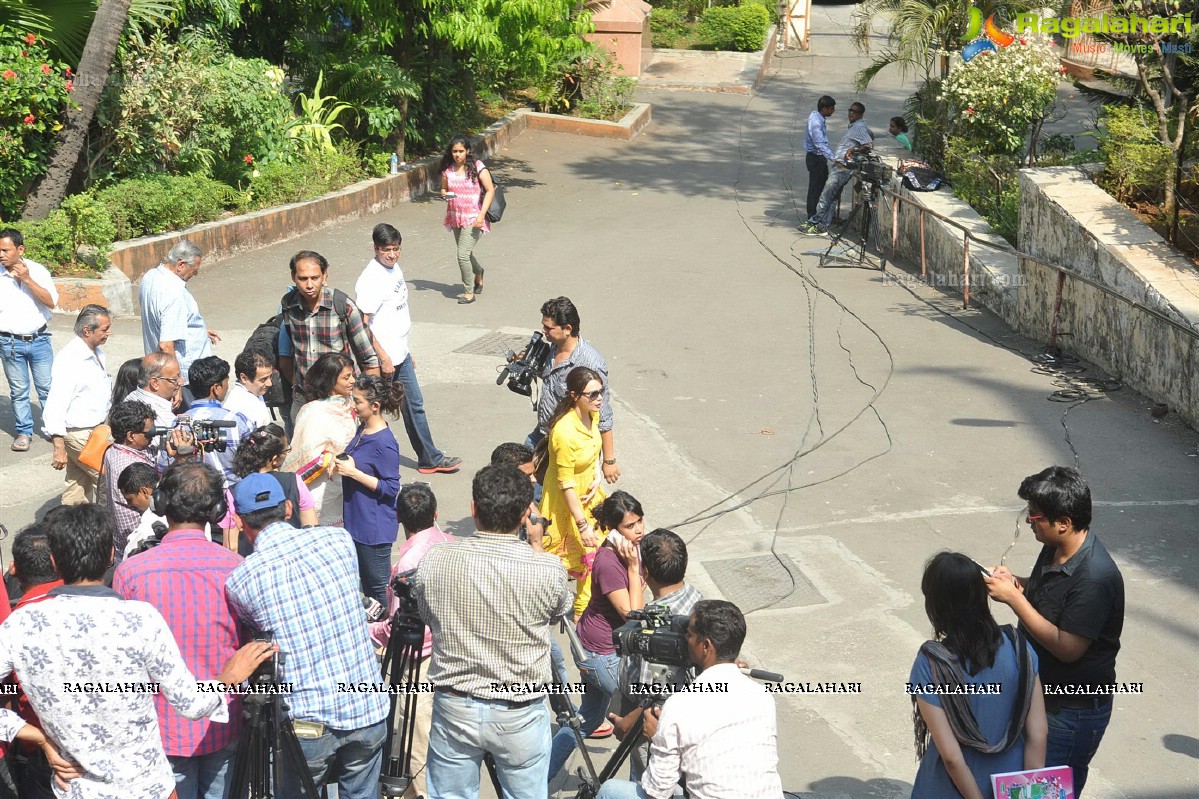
[580,390,603,401]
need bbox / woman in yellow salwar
[538,366,608,617]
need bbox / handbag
[78,424,113,472]
[481,183,506,223]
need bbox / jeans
[550,638,571,687]
[1046,700,1113,797]
[452,227,484,294]
[811,166,855,228]
[426,691,550,799]
[597,780,650,799]
[392,355,445,468]
[168,744,235,799]
[282,720,387,799]
[548,648,621,780]
[0,331,52,437]
[355,540,393,608]
[805,152,829,219]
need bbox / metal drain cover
[454,331,531,358]
[701,553,826,613]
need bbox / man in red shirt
[112,461,246,799]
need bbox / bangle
[603,458,617,465]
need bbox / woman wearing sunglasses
[536,366,608,617]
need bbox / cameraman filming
[528,297,620,484]
[803,101,875,236]
[601,600,783,799]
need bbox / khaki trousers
[62,427,99,505]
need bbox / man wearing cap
[1,227,58,453]
[225,473,388,799]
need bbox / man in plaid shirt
[277,250,380,424]
[414,463,571,798]
[225,473,388,799]
[112,461,245,799]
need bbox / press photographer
[225,473,388,799]
[181,356,255,486]
[599,600,783,799]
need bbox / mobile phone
[443,191,457,199]
[335,453,350,462]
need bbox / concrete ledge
[517,103,652,140]
[104,109,532,286]
[53,267,135,316]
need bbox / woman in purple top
[548,491,646,781]
[333,375,403,606]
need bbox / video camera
[496,332,552,397]
[849,150,893,187]
[248,631,278,689]
[150,416,238,454]
[611,606,691,668]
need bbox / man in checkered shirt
[413,463,571,798]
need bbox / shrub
[92,175,245,240]
[93,37,291,184]
[575,51,636,121]
[249,147,364,208]
[1097,105,1173,205]
[651,8,690,48]
[944,138,1020,245]
[699,4,771,52]
[0,26,73,218]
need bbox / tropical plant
[284,71,356,156]
[0,24,73,217]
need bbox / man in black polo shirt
[987,466,1124,796]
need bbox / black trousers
[805,152,829,220]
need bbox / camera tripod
[819,176,887,270]
[227,665,322,799]
[379,594,429,797]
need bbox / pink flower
[24,33,37,45]
[966,108,976,116]
[244,154,254,164]
[64,79,73,92]
[2,70,15,81]
[65,67,72,77]
[23,114,35,125]
[40,63,50,75]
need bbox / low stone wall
[876,162,1199,430]
[518,104,652,140]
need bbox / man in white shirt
[126,351,183,427]
[222,349,273,428]
[599,600,783,799]
[355,223,460,475]
[0,227,58,453]
[43,305,113,505]
[139,239,221,400]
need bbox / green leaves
[284,70,356,155]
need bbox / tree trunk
[21,0,133,221]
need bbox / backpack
[250,288,354,409]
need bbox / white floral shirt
[0,586,229,799]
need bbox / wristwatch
[603,458,617,465]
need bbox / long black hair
[439,134,480,184]
[234,423,288,477]
[111,358,141,408]
[534,366,602,473]
[921,551,1001,674]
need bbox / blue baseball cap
[232,473,286,513]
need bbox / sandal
[10,434,31,452]
[589,720,615,739]
[457,294,476,304]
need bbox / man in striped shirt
[112,461,245,799]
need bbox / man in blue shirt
[178,356,253,486]
[803,95,836,221]
[805,101,876,234]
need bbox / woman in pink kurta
[439,134,496,304]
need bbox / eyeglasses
[581,390,603,401]
[1026,512,1045,522]
[155,374,181,386]
[376,247,401,255]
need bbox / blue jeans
[355,540,393,608]
[810,165,855,228]
[0,331,52,437]
[283,720,387,799]
[426,691,550,799]
[167,744,235,799]
[548,648,621,780]
[393,354,445,468]
[597,780,650,799]
[1046,701,1113,797]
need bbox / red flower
[64,79,73,92]
[24,33,37,45]
[23,114,35,125]
[2,70,15,81]
[20,51,28,58]
[40,63,50,75]
[1019,38,1027,45]
[966,107,976,116]
[244,154,254,164]
[65,67,72,77]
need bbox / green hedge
[699,3,771,52]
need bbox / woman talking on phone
[439,134,495,305]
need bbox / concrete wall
[877,163,1199,429]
